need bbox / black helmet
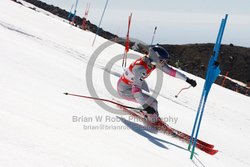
[149,45,170,65]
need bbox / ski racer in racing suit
[117,45,197,123]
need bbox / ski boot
[140,105,159,123]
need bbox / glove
[142,105,156,114]
[186,78,197,87]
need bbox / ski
[63,93,217,155]
[157,119,214,149]
[117,104,218,155]
[155,119,218,155]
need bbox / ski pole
[175,86,191,98]
[64,92,141,111]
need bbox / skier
[117,45,197,123]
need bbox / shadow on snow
[117,116,189,153]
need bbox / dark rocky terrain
[14,0,250,96]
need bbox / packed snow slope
[1,1,250,166]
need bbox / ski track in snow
[0,18,89,66]
[0,20,41,40]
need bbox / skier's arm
[161,64,187,81]
[161,64,197,87]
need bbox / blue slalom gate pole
[189,14,228,159]
[67,4,74,20]
[187,86,206,150]
[92,0,109,46]
[71,0,79,22]
[188,16,226,151]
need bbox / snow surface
[1,0,250,166]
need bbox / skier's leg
[140,93,159,123]
[117,79,159,122]
[117,78,137,102]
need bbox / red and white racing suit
[117,56,187,115]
